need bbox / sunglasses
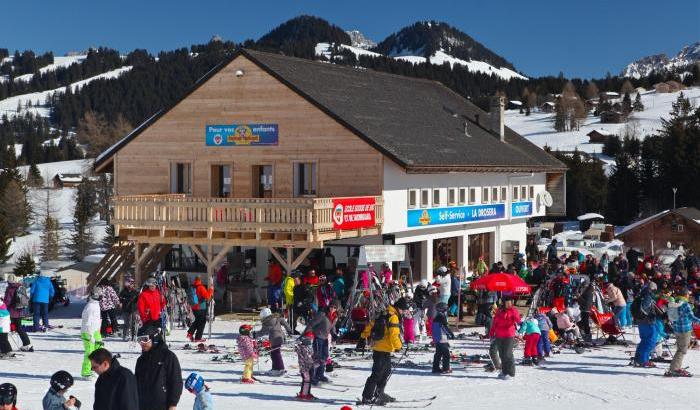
[136,335,151,344]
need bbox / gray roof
[95,49,565,172]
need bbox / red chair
[591,307,628,345]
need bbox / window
[521,185,528,200]
[408,189,418,208]
[432,189,441,207]
[501,187,507,202]
[491,187,499,203]
[469,188,477,204]
[420,189,430,208]
[170,162,192,195]
[448,188,457,206]
[672,224,684,233]
[482,187,490,204]
[529,185,535,200]
[459,188,467,205]
[512,186,519,201]
[294,162,317,196]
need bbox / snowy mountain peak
[622,41,700,78]
[346,30,376,50]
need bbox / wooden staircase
[87,241,135,290]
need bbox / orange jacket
[191,278,214,311]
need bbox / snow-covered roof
[543,102,556,106]
[602,91,620,97]
[54,173,83,183]
[509,100,523,105]
[586,129,613,136]
[577,213,604,221]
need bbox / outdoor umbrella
[470,272,531,294]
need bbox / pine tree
[27,162,43,187]
[605,151,641,225]
[13,251,36,277]
[622,92,632,114]
[69,179,96,261]
[0,219,13,264]
[39,189,60,261]
[633,92,644,111]
[102,223,115,249]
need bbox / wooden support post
[134,242,142,285]
[268,247,290,273]
[191,245,209,266]
[286,247,293,274]
[290,247,314,271]
[206,245,214,284]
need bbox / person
[431,303,454,373]
[138,277,166,328]
[576,278,594,342]
[475,256,489,276]
[89,348,139,410]
[402,292,416,344]
[534,310,553,360]
[424,286,439,337]
[604,282,626,328]
[435,266,451,305]
[0,297,11,357]
[42,371,77,410]
[304,307,332,384]
[321,248,336,275]
[665,288,700,377]
[332,268,346,304]
[119,276,139,341]
[266,259,283,311]
[294,333,315,400]
[359,298,406,405]
[187,277,214,342]
[518,317,541,365]
[488,296,522,379]
[135,324,183,410]
[316,275,336,311]
[237,324,257,383]
[685,249,699,273]
[546,239,558,264]
[3,282,32,351]
[293,280,314,329]
[632,282,660,367]
[99,281,121,336]
[258,307,293,376]
[555,308,581,340]
[0,383,18,410]
[241,259,261,307]
[448,269,460,316]
[185,372,213,410]
[379,263,392,285]
[30,271,54,331]
[525,238,539,262]
[303,269,319,286]
[81,288,103,378]
[282,270,297,323]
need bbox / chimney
[489,96,505,142]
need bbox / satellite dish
[537,191,553,209]
[667,241,672,249]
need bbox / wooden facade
[617,210,700,256]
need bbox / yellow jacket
[361,305,403,353]
[282,276,295,305]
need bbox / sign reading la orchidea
[332,197,376,230]
[206,124,278,146]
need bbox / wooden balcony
[111,194,384,248]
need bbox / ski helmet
[50,370,74,392]
[259,307,272,319]
[239,324,253,336]
[185,372,205,394]
[0,383,17,405]
[145,277,157,287]
[90,287,103,301]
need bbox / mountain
[255,15,350,59]
[346,30,376,49]
[622,41,700,78]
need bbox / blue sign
[511,201,533,218]
[206,124,278,146]
[407,203,505,227]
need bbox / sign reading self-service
[407,203,505,227]
[332,197,376,230]
[206,124,278,146]
[511,201,533,218]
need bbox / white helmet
[259,307,272,319]
[405,291,414,299]
[437,266,448,274]
[419,279,428,288]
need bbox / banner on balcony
[332,197,376,230]
[205,124,278,146]
[407,203,505,227]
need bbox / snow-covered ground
[12,55,87,83]
[4,300,699,409]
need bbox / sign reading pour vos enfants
[332,197,376,230]
[206,124,278,146]
[407,203,505,227]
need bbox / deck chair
[591,307,628,345]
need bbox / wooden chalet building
[91,49,566,297]
[617,207,700,256]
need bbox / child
[185,372,214,409]
[42,371,78,410]
[237,324,257,383]
[431,303,454,373]
[533,311,553,360]
[0,297,12,357]
[518,317,541,365]
[294,333,315,400]
[555,308,581,340]
[402,292,416,344]
[81,288,103,378]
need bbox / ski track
[2,300,699,409]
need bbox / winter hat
[90,287,103,301]
[259,307,272,319]
[419,279,428,288]
[145,277,157,287]
[393,297,409,311]
[185,372,205,394]
[437,266,448,275]
[239,324,253,336]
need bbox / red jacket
[266,264,283,286]
[303,275,319,286]
[191,278,213,311]
[489,306,522,338]
[137,287,165,323]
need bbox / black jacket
[119,288,139,313]
[578,284,594,311]
[93,358,139,410]
[135,343,183,410]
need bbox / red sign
[332,197,376,230]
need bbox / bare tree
[585,82,600,100]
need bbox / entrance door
[211,164,232,198]
[170,162,192,195]
[252,165,273,198]
[468,232,493,272]
[433,237,458,268]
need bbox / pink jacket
[237,335,258,360]
[556,312,574,330]
[605,284,626,307]
[489,306,522,338]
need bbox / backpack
[186,286,199,307]
[630,295,649,321]
[370,312,389,341]
[13,285,30,310]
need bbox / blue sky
[3,0,699,78]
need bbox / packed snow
[392,49,528,81]
[315,42,381,60]
[12,55,88,83]
[2,300,698,409]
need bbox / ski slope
[12,55,88,83]
[3,300,699,410]
[394,50,528,81]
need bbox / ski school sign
[332,197,376,230]
[407,203,505,227]
[205,124,278,146]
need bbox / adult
[448,269,460,317]
[241,259,260,307]
[293,280,315,329]
[118,276,139,342]
[665,288,700,377]
[0,383,18,410]
[90,348,139,410]
[577,278,594,342]
[135,325,183,410]
[81,288,103,378]
[604,282,627,328]
[258,307,293,376]
[266,259,283,311]
[303,269,320,286]
[332,268,346,304]
[186,277,213,342]
[632,283,660,367]
[435,266,451,305]
[321,248,336,275]
[359,298,406,405]
[282,271,298,332]
[137,277,165,329]
[488,297,522,379]
[316,275,336,311]
[30,271,54,331]
[546,239,558,264]
[3,282,32,351]
[525,238,539,262]
[99,281,121,336]
[685,249,699,273]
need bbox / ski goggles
[0,394,15,405]
[136,335,152,344]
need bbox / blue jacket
[193,389,213,410]
[669,300,700,334]
[431,313,454,344]
[30,276,54,304]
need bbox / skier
[0,383,18,410]
[435,266,451,305]
[402,292,416,344]
[282,270,298,329]
[0,296,12,358]
[30,271,54,331]
[294,333,315,400]
[315,275,336,310]
[89,348,139,410]
[665,288,700,377]
[138,277,166,329]
[118,276,139,341]
[258,307,293,376]
[81,288,103,379]
[237,324,257,383]
[135,325,183,410]
[266,258,283,312]
[185,372,214,409]
[42,371,78,410]
[303,307,332,384]
[99,281,121,336]
[518,317,541,366]
[187,277,213,342]
[431,302,454,374]
[3,282,33,351]
[489,296,521,379]
[632,282,660,367]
